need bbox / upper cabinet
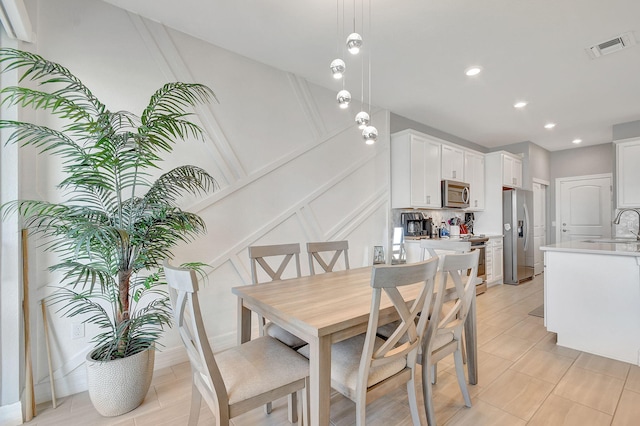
[441,144,464,181]
[464,151,485,210]
[391,129,486,210]
[391,130,441,209]
[616,138,640,208]
[502,153,523,188]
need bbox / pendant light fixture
[337,89,351,108]
[346,32,363,55]
[355,111,370,129]
[332,0,376,144]
[330,58,346,79]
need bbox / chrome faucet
[613,208,640,240]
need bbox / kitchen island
[541,239,640,365]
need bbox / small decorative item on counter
[373,245,385,264]
[440,222,449,238]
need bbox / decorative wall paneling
[5,0,391,403]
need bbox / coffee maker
[401,212,433,237]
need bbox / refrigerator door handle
[523,202,530,251]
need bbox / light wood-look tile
[534,332,581,360]
[510,349,575,384]
[474,349,514,386]
[443,399,527,426]
[553,365,625,415]
[612,389,640,426]
[478,369,554,421]
[476,323,506,346]
[573,352,631,380]
[527,394,612,426]
[24,273,640,426]
[624,365,640,393]
[479,332,537,361]
[503,318,549,343]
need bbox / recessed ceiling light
[572,139,582,144]
[465,66,482,76]
[544,123,556,129]
[514,101,528,109]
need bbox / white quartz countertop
[541,239,640,257]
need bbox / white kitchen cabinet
[464,151,485,210]
[441,144,465,181]
[503,154,523,188]
[391,130,441,209]
[486,236,503,285]
[615,138,640,208]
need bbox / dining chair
[377,239,472,341]
[420,239,472,368]
[300,257,439,425]
[421,250,479,426]
[248,243,307,418]
[306,240,350,275]
[248,243,307,348]
[164,261,310,426]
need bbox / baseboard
[487,279,503,288]
[0,402,23,426]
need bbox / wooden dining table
[232,266,478,426]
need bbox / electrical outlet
[72,322,85,339]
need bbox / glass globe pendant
[355,111,370,129]
[362,125,378,145]
[337,90,351,109]
[346,33,363,55]
[330,59,346,79]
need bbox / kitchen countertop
[404,234,502,241]
[541,239,640,257]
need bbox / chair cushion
[375,320,400,339]
[432,330,455,349]
[216,336,309,405]
[265,322,307,349]
[298,334,407,400]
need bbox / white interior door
[557,174,612,243]
[533,181,546,275]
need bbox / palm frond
[0,48,105,116]
[144,165,218,205]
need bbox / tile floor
[24,274,640,425]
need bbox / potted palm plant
[0,48,217,416]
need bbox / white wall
[547,143,614,243]
[1,0,391,408]
[0,30,25,426]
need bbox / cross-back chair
[421,250,479,425]
[300,257,440,425]
[248,243,307,348]
[306,240,350,275]
[164,261,309,426]
[248,243,307,418]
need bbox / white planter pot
[86,347,155,417]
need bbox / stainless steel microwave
[441,180,470,208]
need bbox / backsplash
[614,209,640,238]
[391,208,469,235]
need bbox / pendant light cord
[367,0,372,116]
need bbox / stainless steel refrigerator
[503,188,534,285]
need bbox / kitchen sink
[584,238,640,244]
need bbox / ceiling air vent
[586,31,637,59]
